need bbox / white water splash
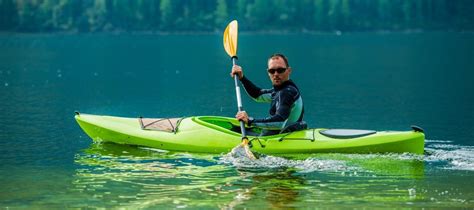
[345,153,424,161]
[219,139,474,173]
[426,139,453,143]
[425,140,474,171]
[139,147,169,153]
[219,153,356,173]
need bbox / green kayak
[75,113,425,154]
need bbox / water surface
[1,32,473,208]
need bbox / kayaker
[231,53,305,135]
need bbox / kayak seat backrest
[320,129,376,139]
[280,121,308,134]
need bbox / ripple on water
[65,141,474,208]
[425,139,453,143]
[425,140,474,171]
[219,153,358,173]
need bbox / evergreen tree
[236,0,247,21]
[314,0,330,30]
[1,0,473,32]
[160,0,173,30]
[0,0,19,30]
[215,0,228,27]
[341,0,350,29]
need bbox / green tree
[402,0,413,26]
[160,0,173,30]
[17,1,40,32]
[2,0,474,33]
[215,0,228,27]
[341,0,350,29]
[87,0,107,32]
[246,0,274,29]
[414,0,423,27]
[0,0,19,30]
[290,0,314,29]
[314,0,329,30]
[328,0,342,30]
[378,0,390,29]
[236,0,247,21]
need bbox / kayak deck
[75,113,425,154]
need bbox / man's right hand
[230,65,243,80]
[235,111,249,124]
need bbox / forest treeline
[1,0,473,33]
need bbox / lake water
[1,32,473,208]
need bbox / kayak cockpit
[193,116,309,137]
[193,116,265,136]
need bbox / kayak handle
[411,125,424,133]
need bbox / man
[230,53,305,135]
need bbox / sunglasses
[267,67,287,74]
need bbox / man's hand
[230,65,244,80]
[235,111,249,124]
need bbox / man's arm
[241,76,272,103]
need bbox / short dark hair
[269,53,289,67]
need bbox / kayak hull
[75,114,425,154]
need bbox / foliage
[0,0,473,32]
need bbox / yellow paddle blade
[223,20,238,57]
[230,138,257,160]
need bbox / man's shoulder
[278,84,300,100]
[283,83,300,95]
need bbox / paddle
[223,20,256,160]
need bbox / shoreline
[1,29,474,36]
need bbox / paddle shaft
[232,57,247,139]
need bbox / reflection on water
[72,143,236,208]
[223,170,305,209]
[58,142,471,208]
[2,140,472,208]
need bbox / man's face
[267,57,291,86]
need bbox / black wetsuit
[240,76,304,134]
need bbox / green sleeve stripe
[254,93,272,103]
